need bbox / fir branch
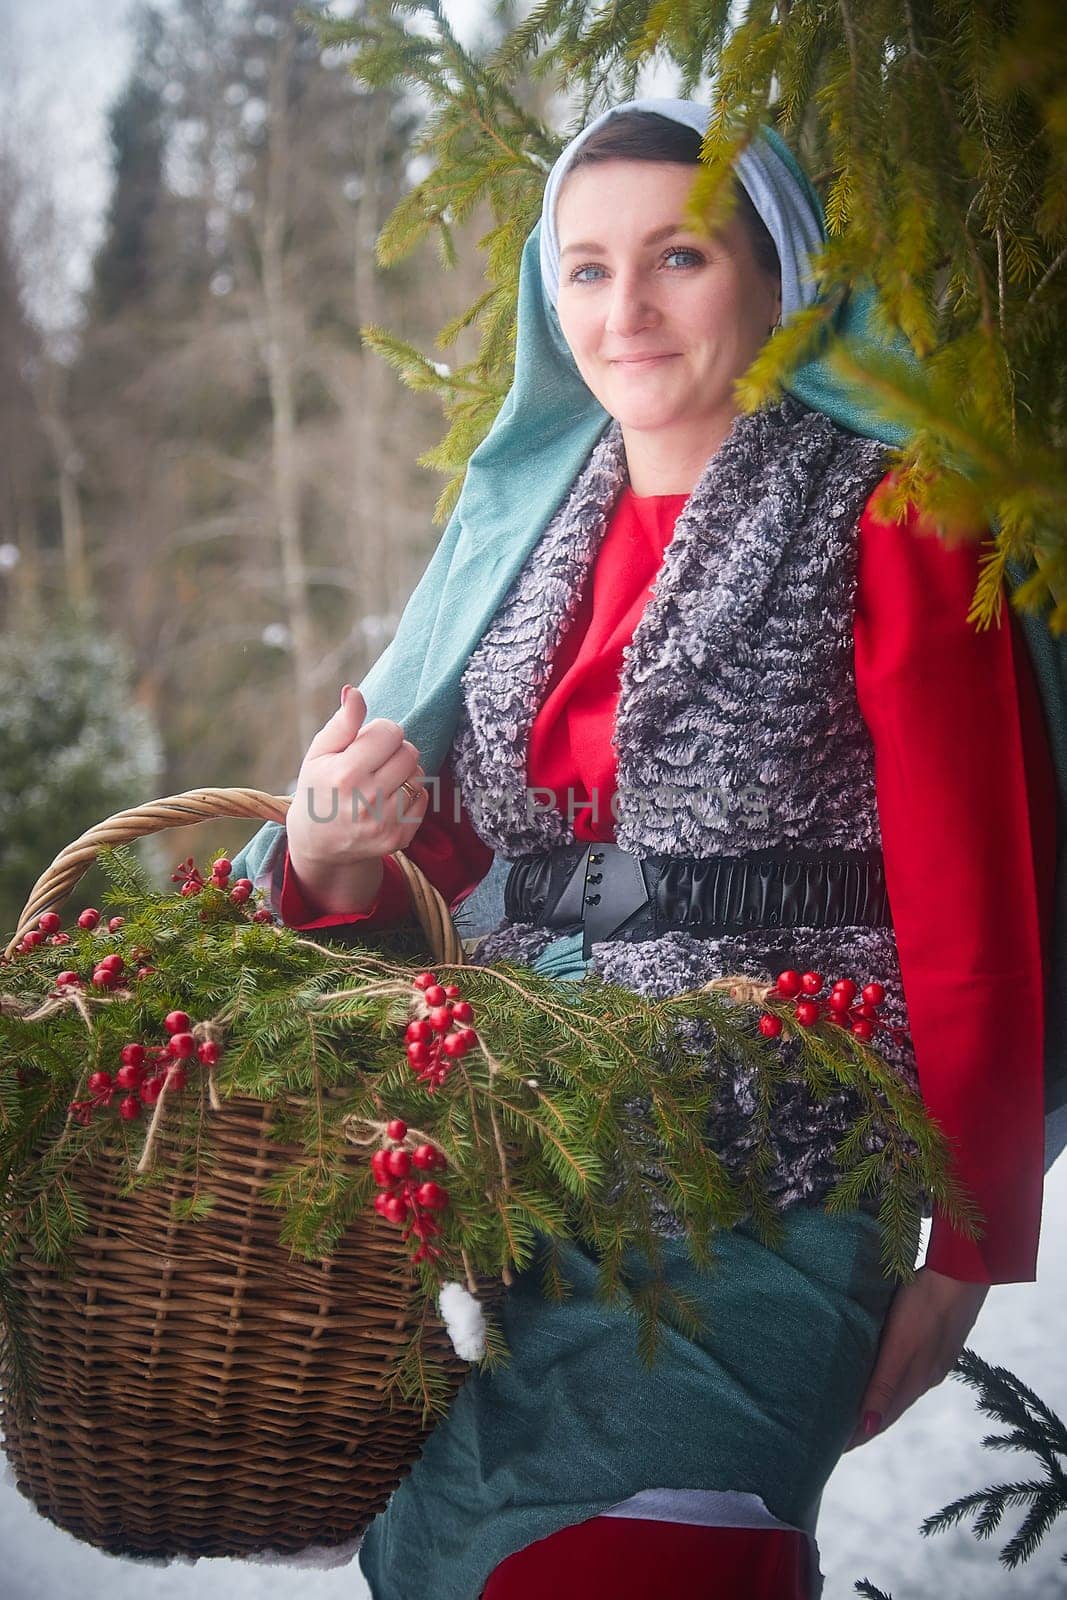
[1,847,958,1417]
[920,1347,1067,1569]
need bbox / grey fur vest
[449,393,923,1217]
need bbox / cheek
[557,300,596,357]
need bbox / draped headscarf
[231,98,1066,1144]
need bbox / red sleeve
[854,478,1058,1284]
[279,756,495,932]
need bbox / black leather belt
[504,842,893,959]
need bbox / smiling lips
[610,353,676,365]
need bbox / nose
[604,267,657,339]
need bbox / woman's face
[554,160,781,444]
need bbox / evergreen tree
[88,8,168,322]
[0,616,163,933]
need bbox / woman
[232,100,1060,1597]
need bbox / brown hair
[563,111,781,285]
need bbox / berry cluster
[404,972,479,1091]
[12,907,126,959]
[369,1118,451,1264]
[68,1010,223,1126]
[172,855,261,911]
[758,969,903,1044]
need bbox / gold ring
[400,779,420,807]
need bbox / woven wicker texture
[0,789,483,1556]
[3,786,465,966]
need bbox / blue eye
[664,247,703,268]
[567,247,704,284]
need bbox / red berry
[107,916,125,933]
[38,912,62,935]
[77,908,100,930]
[140,1074,167,1104]
[828,989,853,1013]
[423,984,447,1008]
[831,979,857,1004]
[386,1118,408,1142]
[853,1002,879,1021]
[412,972,437,991]
[405,1019,433,1044]
[458,1028,478,1051]
[88,1071,113,1094]
[385,1195,408,1224]
[775,970,802,998]
[406,1040,431,1066]
[92,966,120,989]
[166,1065,188,1091]
[168,1033,196,1059]
[800,971,823,995]
[794,999,820,1027]
[49,932,72,945]
[412,1143,438,1170]
[116,1064,145,1090]
[442,1031,472,1058]
[252,908,273,923]
[415,1181,448,1211]
[55,971,80,987]
[229,884,251,905]
[428,1005,452,1033]
[450,1000,474,1024]
[118,1095,141,1120]
[136,966,156,978]
[180,881,201,897]
[370,1150,394,1186]
[861,982,885,1007]
[197,1040,221,1065]
[373,1190,394,1217]
[99,953,124,972]
[386,1148,412,1179]
[120,1043,146,1067]
[851,1019,875,1041]
[212,858,232,879]
[233,877,253,893]
[758,1013,783,1038]
[21,930,44,949]
[164,1011,191,1034]
[442,984,462,999]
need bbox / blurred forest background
[0,0,524,931]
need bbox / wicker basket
[0,788,492,1558]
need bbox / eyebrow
[559,222,698,259]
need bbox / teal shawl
[230,99,1067,1134]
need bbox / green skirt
[357,1205,896,1600]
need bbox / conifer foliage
[1,847,966,1418]
[314,0,1067,627]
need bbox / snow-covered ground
[3,1158,1065,1599]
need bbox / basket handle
[4,788,466,967]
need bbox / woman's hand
[285,685,429,913]
[843,1266,989,1452]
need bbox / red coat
[283,475,1058,1286]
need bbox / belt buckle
[562,842,651,960]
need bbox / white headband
[539,98,827,327]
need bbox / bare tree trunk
[262,18,317,750]
[350,102,395,672]
[35,365,90,613]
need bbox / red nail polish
[861,1409,883,1438]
